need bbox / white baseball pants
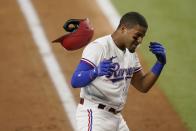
[76,99,130,131]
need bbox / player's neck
[111,32,126,52]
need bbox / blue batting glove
[91,59,115,78]
[149,42,166,65]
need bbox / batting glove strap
[151,61,164,76]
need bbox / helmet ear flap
[63,19,80,32]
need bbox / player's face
[122,24,147,53]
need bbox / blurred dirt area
[0,0,72,131]
[0,0,187,130]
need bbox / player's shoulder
[94,34,111,43]
[84,35,111,50]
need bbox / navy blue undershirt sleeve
[71,60,97,88]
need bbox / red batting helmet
[52,18,94,51]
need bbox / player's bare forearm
[131,70,159,93]
[132,42,166,93]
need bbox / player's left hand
[96,59,115,77]
[149,42,166,65]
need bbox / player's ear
[121,25,127,34]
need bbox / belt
[80,98,120,115]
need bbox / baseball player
[71,12,166,131]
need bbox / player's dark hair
[118,12,148,29]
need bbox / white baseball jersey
[80,35,142,110]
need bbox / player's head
[118,12,148,29]
[115,12,148,53]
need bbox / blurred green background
[111,0,196,130]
